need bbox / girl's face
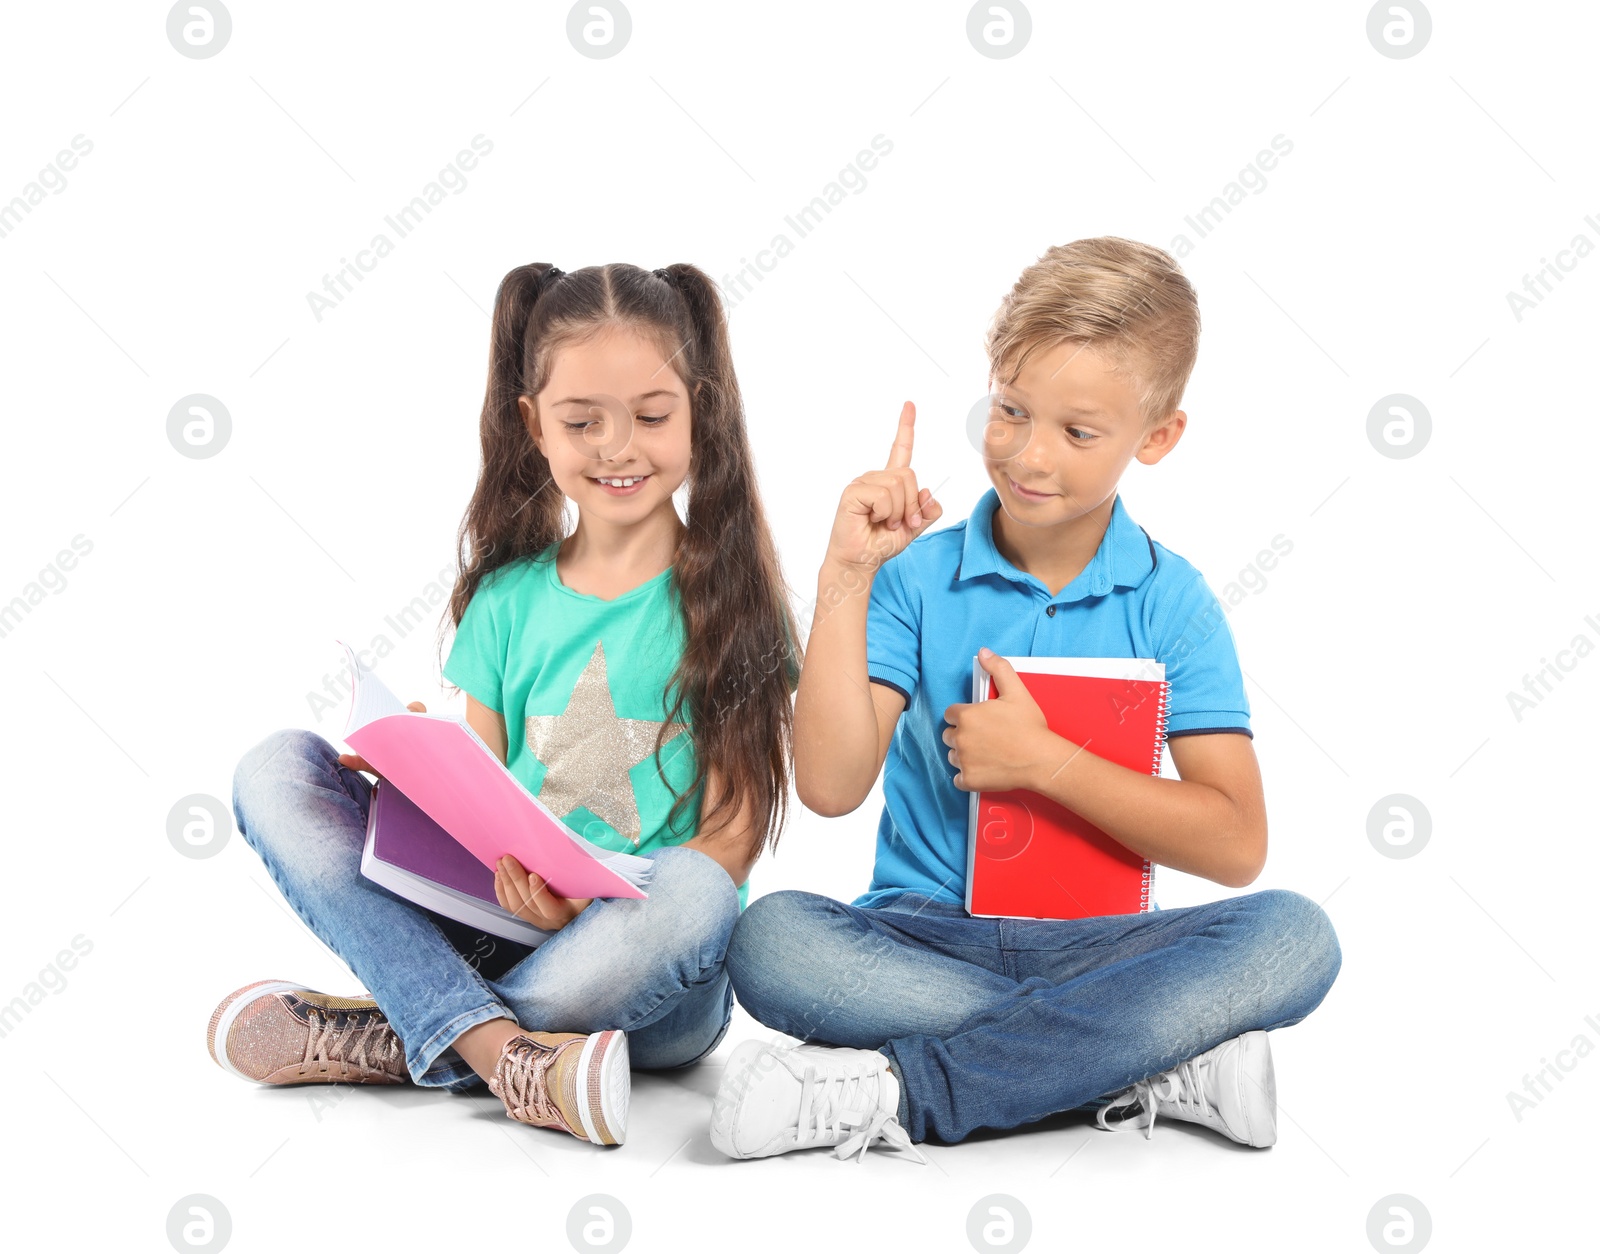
[521,323,693,524]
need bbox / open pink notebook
[338,641,650,901]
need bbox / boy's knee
[1254,887,1341,991]
[725,890,816,990]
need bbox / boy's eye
[1066,426,1095,441]
[998,404,1028,422]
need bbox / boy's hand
[942,649,1056,793]
[494,854,594,931]
[338,701,427,776]
[824,401,944,574]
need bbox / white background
[2,2,1594,1251]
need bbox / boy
[708,238,1341,1162]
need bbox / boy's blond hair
[985,237,1200,431]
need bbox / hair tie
[545,265,564,281]
[653,267,670,281]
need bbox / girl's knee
[233,728,336,808]
[230,729,351,867]
[648,844,740,931]
[604,847,741,986]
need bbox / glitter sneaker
[1095,1029,1277,1147]
[709,1039,927,1163]
[489,1029,630,1146]
[207,979,407,1085]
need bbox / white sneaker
[1095,1030,1277,1148]
[709,1039,928,1164]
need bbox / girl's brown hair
[440,262,801,856]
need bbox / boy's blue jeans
[231,729,738,1090]
[725,885,1341,1144]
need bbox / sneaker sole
[574,1029,630,1147]
[708,1038,772,1159]
[206,979,308,1084]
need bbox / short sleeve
[443,574,506,713]
[1154,573,1252,738]
[865,555,921,705]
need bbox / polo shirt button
[1046,604,1056,617]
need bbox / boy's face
[981,339,1183,528]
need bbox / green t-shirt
[443,545,748,909]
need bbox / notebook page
[339,640,410,733]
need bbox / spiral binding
[1146,677,1171,776]
[1137,678,1171,912]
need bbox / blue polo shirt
[856,487,1252,909]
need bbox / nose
[1011,430,1050,476]
[588,402,637,464]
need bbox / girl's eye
[638,414,669,425]
[562,420,592,432]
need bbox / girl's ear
[518,394,544,454]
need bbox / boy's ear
[1135,409,1186,465]
[518,394,545,454]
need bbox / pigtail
[654,264,803,856]
[444,263,568,640]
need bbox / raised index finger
[885,401,916,470]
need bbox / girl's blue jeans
[231,729,739,1090]
[725,884,1341,1144]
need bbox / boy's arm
[944,650,1267,888]
[793,559,910,816]
[794,401,941,817]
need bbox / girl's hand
[338,701,427,776]
[824,401,944,574]
[494,854,594,931]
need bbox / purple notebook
[360,780,555,947]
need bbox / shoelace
[496,1038,568,1130]
[298,1007,401,1081]
[792,1064,928,1165]
[1096,1056,1212,1140]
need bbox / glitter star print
[525,640,689,845]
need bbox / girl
[212,261,801,1146]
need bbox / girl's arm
[464,694,509,763]
[683,763,762,888]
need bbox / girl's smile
[590,472,652,496]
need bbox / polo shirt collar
[956,486,1155,601]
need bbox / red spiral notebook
[964,656,1169,921]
